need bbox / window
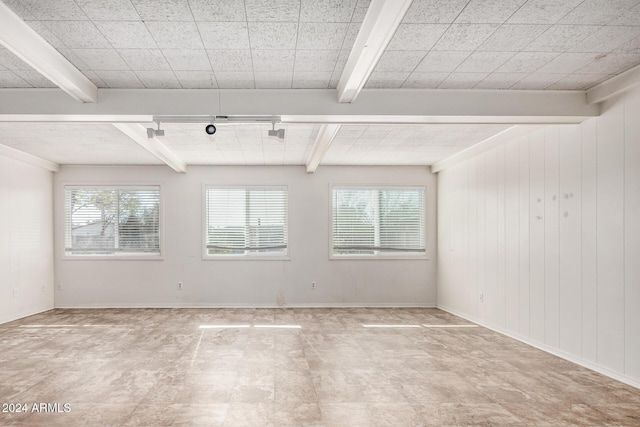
[332,187,426,257]
[64,186,161,257]
[205,186,288,257]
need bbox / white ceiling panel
[322,124,511,166]
[0,0,638,91]
[0,123,163,165]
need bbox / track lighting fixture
[146,121,164,139]
[268,121,285,140]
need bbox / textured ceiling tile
[0,49,32,70]
[536,52,598,74]
[386,24,449,51]
[248,22,298,49]
[438,72,489,89]
[547,73,611,90]
[252,50,295,72]
[292,71,332,88]
[455,51,515,72]
[297,23,348,50]
[328,49,350,88]
[610,2,640,24]
[72,48,130,70]
[198,22,251,49]
[432,24,500,51]
[18,70,56,87]
[455,0,527,24]
[254,72,293,88]
[576,53,640,74]
[294,50,339,72]
[511,72,565,89]
[94,21,157,49]
[94,70,144,87]
[207,50,253,71]
[414,51,472,72]
[569,26,640,53]
[215,71,255,88]
[119,49,171,71]
[496,51,558,73]
[614,36,640,54]
[401,72,449,88]
[300,0,357,22]
[83,71,108,87]
[163,49,212,71]
[478,24,550,51]
[522,25,600,52]
[41,21,111,48]
[2,0,36,20]
[75,0,140,20]
[23,21,66,48]
[350,0,370,22]
[475,72,526,89]
[364,71,409,88]
[135,70,181,88]
[375,51,426,72]
[146,22,204,49]
[131,0,194,21]
[18,0,87,20]
[0,71,30,87]
[245,0,301,21]
[341,22,362,51]
[508,0,584,25]
[174,71,218,88]
[403,0,469,24]
[558,0,638,25]
[189,0,246,21]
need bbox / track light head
[205,124,216,135]
[146,122,165,139]
[268,122,285,141]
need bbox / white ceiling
[0,1,638,169]
[0,0,639,90]
[0,122,511,166]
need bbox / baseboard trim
[54,302,437,309]
[437,304,640,391]
[0,306,55,325]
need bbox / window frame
[62,183,163,261]
[202,184,290,261]
[329,185,428,260]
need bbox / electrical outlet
[177,282,183,290]
[479,292,484,302]
[311,281,316,289]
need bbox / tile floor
[0,308,639,426]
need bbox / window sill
[330,255,429,261]
[62,255,163,261]
[202,256,291,261]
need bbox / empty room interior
[2,0,640,425]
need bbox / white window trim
[329,184,429,261]
[61,183,164,261]
[202,184,290,261]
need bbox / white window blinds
[64,186,161,256]
[205,186,288,256]
[332,187,426,256]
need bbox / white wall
[437,87,640,387]
[0,155,54,324]
[54,165,436,308]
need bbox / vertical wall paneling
[544,126,560,348]
[596,98,625,372]
[624,91,640,379]
[529,129,546,343]
[469,158,479,318]
[505,139,520,331]
[581,118,598,363]
[519,135,531,336]
[558,125,583,356]
[437,86,640,387]
[485,149,499,325]
[496,144,507,328]
[461,161,471,314]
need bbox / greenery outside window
[332,186,426,258]
[64,186,161,257]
